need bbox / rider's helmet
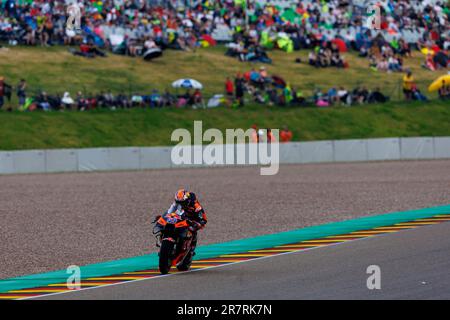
[174,189,194,209]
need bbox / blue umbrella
[172,79,203,89]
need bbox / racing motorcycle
[152,210,197,274]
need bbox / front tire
[159,240,174,274]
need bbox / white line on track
[20,225,430,300]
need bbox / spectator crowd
[0,0,448,66]
[226,66,391,108]
[2,67,450,112]
[0,1,449,111]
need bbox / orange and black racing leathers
[166,192,207,251]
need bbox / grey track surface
[38,222,450,300]
[1,160,450,279]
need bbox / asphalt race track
[37,221,450,300]
[1,160,450,280]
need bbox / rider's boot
[176,233,197,271]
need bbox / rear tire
[177,249,193,272]
[159,240,174,274]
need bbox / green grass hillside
[0,101,449,150]
[0,46,448,150]
[0,45,445,100]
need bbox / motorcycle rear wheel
[177,249,193,271]
[159,240,174,274]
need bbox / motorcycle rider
[156,189,207,258]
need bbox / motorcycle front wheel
[159,240,174,274]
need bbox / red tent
[272,75,287,88]
[431,44,441,53]
[332,38,347,52]
[201,34,217,46]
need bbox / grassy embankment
[0,45,448,150]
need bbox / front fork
[152,223,165,248]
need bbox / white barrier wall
[0,137,449,175]
[334,139,368,162]
[46,149,78,173]
[400,137,435,160]
[78,148,111,172]
[108,147,140,171]
[299,140,334,163]
[433,137,450,159]
[367,138,401,161]
[279,142,302,164]
[13,150,46,174]
[140,147,172,169]
[0,151,14,174]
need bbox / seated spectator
[337,87,349,105]
[266,88,279,106]
[96,92,107,108]
[368,54,378,71]
[144,37,158,50]
[368,87,389,103]
[0,76,12,109]
[71,40,94,58]
[76,91,89,111]
[308,51,318,67]
[376,58,389,72]
[283,85,293,105]
[249,68,264,88]
[316,50,328,68]
[280,126,293,143]
[192,89,203,108]
[61,92,74,110]
[398,39,411,57]
[422,54,436,71]
[314,89,329,107]
[88,95,97,110]
[266,128,276,143]
[131,94,144,108]
[331,52,345,68]
[292,88,306,105]
[178,90,192,108]
[327,87,338,105]
[162,89,176,107]
[116,93,130,109]
[37,91,51,111]
[388,55,402,72]
[411,84,428,101]
[49,93,62,110]
[126,36,141,57]
[259,66,270,82]
[103,92,115,108]
[359,45,369,58]
[352,86,369,104]
[87,41,106,57]
[225,77,234,98]
[252,89,265,104]
[403,71,415,101]
[438,84,450,100]
[251,124,260,143]
[149,90,162,108]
